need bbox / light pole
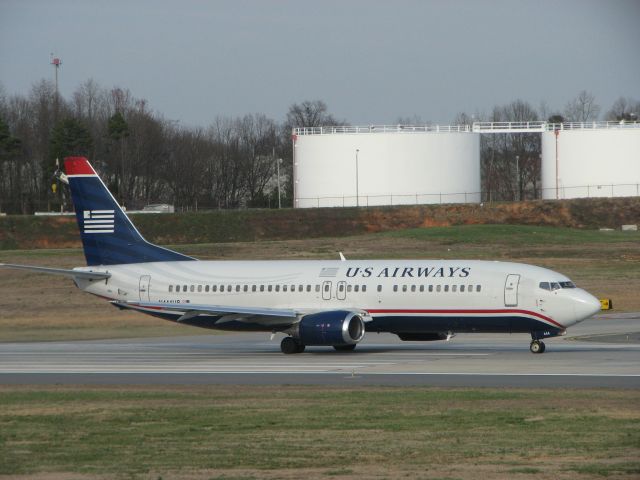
[276,158,282,209]
[554,129,560,199]
[515,155,520,201]
[355,149,360,207]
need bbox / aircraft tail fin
[65,157,195,266]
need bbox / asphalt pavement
[1,313,638,388]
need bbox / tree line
[0,79,637,213]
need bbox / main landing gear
[530,340,546,354]
[281,336,305,354]
[279,337,358,354]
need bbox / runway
[1,313,639,388]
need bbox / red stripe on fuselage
[110,304,565,329]
[65,157,96,175]
[366,308,564,329]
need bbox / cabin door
[139,275,151,301]
[322,281,332,300]
[504,274,520,307]
[336,281,347,300]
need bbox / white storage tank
[293,126,480,208]
[541,124,640,199]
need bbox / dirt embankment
[1,197,639,250]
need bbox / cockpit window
[541,281,575,291]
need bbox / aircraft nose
[573,291,601,323]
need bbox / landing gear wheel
[530,340,546,354]
[333,344,357,352]
[281,337,304,354]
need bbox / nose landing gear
[530,340,546,354]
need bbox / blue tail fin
[65,157,195,266]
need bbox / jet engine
[296,310,366,346]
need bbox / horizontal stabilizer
[0,263,111,280]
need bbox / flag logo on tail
[83,210,115,234]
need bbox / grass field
[1,224,638,342]
[1,385,638,479]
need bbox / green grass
[384,224,639,245]
[567,462,640,476]
[1,386,638,478]
[4,196,640,251]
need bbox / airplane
[0,157,602,354]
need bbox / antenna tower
[50,53,62,95]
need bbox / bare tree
[605,96,640,122]
[563,90,600,122]
[452,111,475,126]
[160,126,210,209]
[238,114,279,207]
[285,100,345,129]
[208,117,246,208]
[395,114,428,125]
[126,107,168,206]
[481,100,541,201]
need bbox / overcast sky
[1,0,638,127]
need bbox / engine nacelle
[297,311,365,346]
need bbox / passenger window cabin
[168,281,481,296]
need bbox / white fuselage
[76,259,601,335]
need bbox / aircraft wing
[0,263,111,281]
[113,300,299,323]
